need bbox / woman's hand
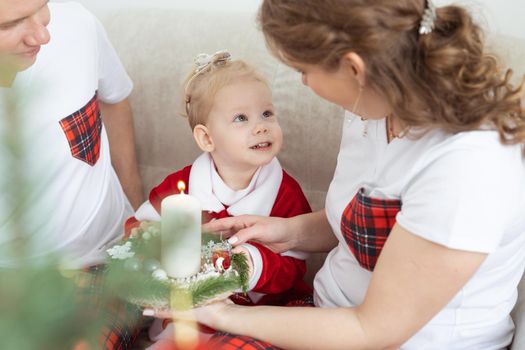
[202,215,295,253]
[143,299,237,331]
[203,210,337,254]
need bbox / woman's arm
[289,209,337,252]
[168,224,487,350]
[202,209,337,253]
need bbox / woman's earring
[352,86,367,137]
[352,86,363,115]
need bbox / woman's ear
[342,52,366,87]
[193,124,215,152]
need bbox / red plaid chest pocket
[341,188,402,271]
[59,92,102,166]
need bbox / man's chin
[1,55,37,73]
[0,58,36,86]
[15,56,37,72]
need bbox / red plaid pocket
[341,188,401,271]
[59,92,102,166]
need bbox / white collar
[189,153,283,216]
[211,164,261,207]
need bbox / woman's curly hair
[259,0,525,154]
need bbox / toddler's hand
[130,220,160,239]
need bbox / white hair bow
[185,50,232,109]
[193,50,231,73]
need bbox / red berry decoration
[212,249,231,271]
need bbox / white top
[0,2,133,268]
[314,111,525,349]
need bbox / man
[0,1,144,347]
[0,0,144,267]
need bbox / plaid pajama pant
[205,295,314,350]
[207,333,280,350]
[80,265,144,350]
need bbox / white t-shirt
[314,111,525,349]
[0,2,133,268]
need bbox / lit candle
[161,181,202,278]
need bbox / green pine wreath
[104,222,249,310]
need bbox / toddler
[127,51,312,346]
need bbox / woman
[148,0,525,348]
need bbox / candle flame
[177,180,186,194]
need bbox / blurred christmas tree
[0,86,246,350]
[0,89,108,349]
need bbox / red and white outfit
[315,111,525,349]
[131,153,312,301]
[0,2,133,268]
[128,153,312,345]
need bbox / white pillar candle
[161,181,201,278]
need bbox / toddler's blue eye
[262,110,274,118]
[234,114,248,122]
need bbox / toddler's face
[206,79,283,171]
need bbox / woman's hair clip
[419,0,436,35]
[185,50,232,109]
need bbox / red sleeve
[123,217,140,239]
[123,166,191,238]
[250,170,311,294]
[269,170,312,218]
[149,165,192,213]
[249,241,307,294]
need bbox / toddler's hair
[183,57,269,130]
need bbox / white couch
[100,7,525,348]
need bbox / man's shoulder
[43,2,100,60]
[49,1,92,16]
[48,2,96,30]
